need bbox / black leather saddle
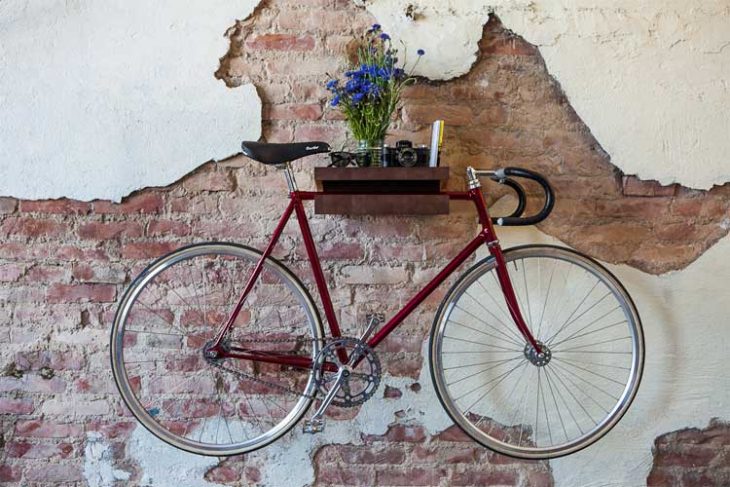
[241,141,331,165]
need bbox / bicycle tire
[111,242,324,456]
[429,245,644,459]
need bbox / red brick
[121,241,178,259]
[47,283,116,303]
[24,463,82,482]
[246,34,315,51]
[316,464,375,485]
[265,103,323,121]
[0,397,34,414]
[622,176,677,197]
[78,221,143,240]
[436,424,473,442]
[5,441,75,459]
[93,193,163,214]
[0,197,17,214]
[183,169,235,192]
[366,423,428,443]
[147,220,191,237]
[451,470,519,486]
[0,217,68,238]
[19,198,92,214]
[0,465,21,482]
[24,264,70,283]
[205,465,241,483]
[0,263,24,281]
[329,445,407,465]
[376,467,444,486]
[403,104,474,127]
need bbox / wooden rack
[313,167,450,215]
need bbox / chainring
[313,337,381,408]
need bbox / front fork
[467,169,542,354]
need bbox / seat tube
[469,184,542,353]
[292,193,343,339]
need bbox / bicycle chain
[207,337,320,399]
[206,336,381,402]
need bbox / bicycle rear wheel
[430,245,644,459]
[111,242,323,456]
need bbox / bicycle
[110,141,644,459]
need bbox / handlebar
[477,167,555,226]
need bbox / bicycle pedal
[302,418,325,434]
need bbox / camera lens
[397,148,418,167]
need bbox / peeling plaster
[84,432,131,486]
[0,0,262,202]
[362,0,730,189]
[125,427,227,487]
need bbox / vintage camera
[382,140,430,167]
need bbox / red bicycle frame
[208,183,541,367]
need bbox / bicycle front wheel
[430,245,644,459]
[111,242,323,456]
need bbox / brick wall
[1,0,729,485]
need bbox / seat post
[281,162,298,192]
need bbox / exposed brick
[0,397,35,414]
[24,463,82,482]
[19,198,92,214]
[376,466,445,486]
[14,420,83,438]
[265,103,324,121]
[93,193,163,214]
[316,464,376,486]
[0,197,17,214]
[622,175,678,197]
[0,465,21,482]
[246,34,316,51]
[47,283,116,303]
[183,168,236,192]
[147,220,192,237]
[0,217,68,239]
[78,221,143,240]
[120,241,178,259]
[451,470,519,486]
[0,263,24,282]
[205,464,241,484]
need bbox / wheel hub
[202,340,226,363]
[524,341,552,367]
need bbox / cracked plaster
[362,0,730,189]
[0,0,262,202]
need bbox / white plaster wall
[0,0,262,202]
[364,0,730,189]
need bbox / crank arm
[310,367,346,422]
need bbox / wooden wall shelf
[313,167,450,216]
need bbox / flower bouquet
[326,24,423,166]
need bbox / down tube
[367,232,489,348]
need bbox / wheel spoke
[113,244,319,455]
[434,248,643,458]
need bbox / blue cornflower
[326,79,338,91]
[352,92,365,104]
[379,33,390,41]
[417,49,425,56]
[345,79,360,93]
[331,95,340,107]
[372,23,381,31]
